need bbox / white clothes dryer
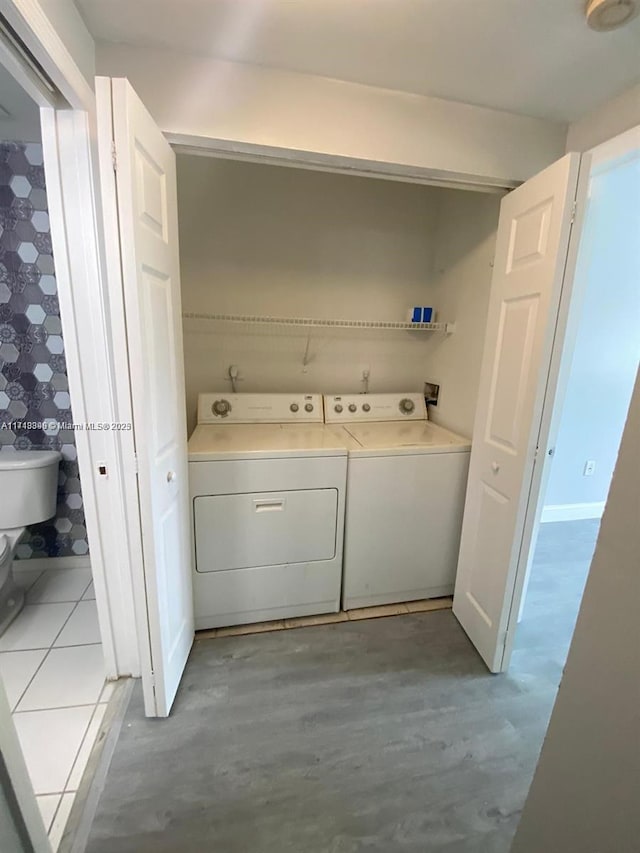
[188,393,347,630]
[324,393,471,610]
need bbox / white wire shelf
[182,312,454,332]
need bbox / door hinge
[111,140,117,172]
[133,452,138,474]
[499,629,508,648]
[570,199,577,224]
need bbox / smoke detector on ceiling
[586,0,639,30]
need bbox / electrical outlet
[584,460,596,476]
[424,381,440,406]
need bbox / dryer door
[195,489,338,572]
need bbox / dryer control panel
[323,393,427,423]
[197,393,324,424]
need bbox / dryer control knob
[212,399,231,417]
[362,403,371,412]
[334,404,343,413]
[290,403,299,412]
[304,403,314,412]
[348,404,357,413]
[399,398,415,414]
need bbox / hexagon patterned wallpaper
[0,142,88,560]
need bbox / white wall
[178,156,437,433]
[0,65,41,141]
[0,117,40,142]
[96,43,566,188]
[36,0,96,87]
[511,370,640,852]
[566,82,640,152]
[543,146,640,520]
[421,190,501,436]
[177,155,499,435]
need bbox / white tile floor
[0,565,111,850]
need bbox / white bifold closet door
[452,152,587,673]
[97,77,193,717]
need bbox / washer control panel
[198,393,323,424]
[323,393,427,423]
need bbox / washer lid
[343,421,471,455]
[188,423,348,461]
[0,450,62,471]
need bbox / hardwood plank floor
[85,520,598,853]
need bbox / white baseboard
[13,556,92,573]
[541,502,605,523]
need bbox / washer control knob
[305,403,314,412]
[334,404,343,413]
[399,398,415,415]
[212,399,231,417]
[348,404,357,413]
[362,403,371,412]
[290,403,299,412]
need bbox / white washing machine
[188,393,347,630]
[324,393,471,610]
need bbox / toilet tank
[0,451,62,528]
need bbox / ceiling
[75,0,640,122]
[0,64,41,142]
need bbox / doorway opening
[510,131,640,687]
[0,49,115,852]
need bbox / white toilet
[0,450,62,635]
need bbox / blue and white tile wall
[0,142,88,560]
